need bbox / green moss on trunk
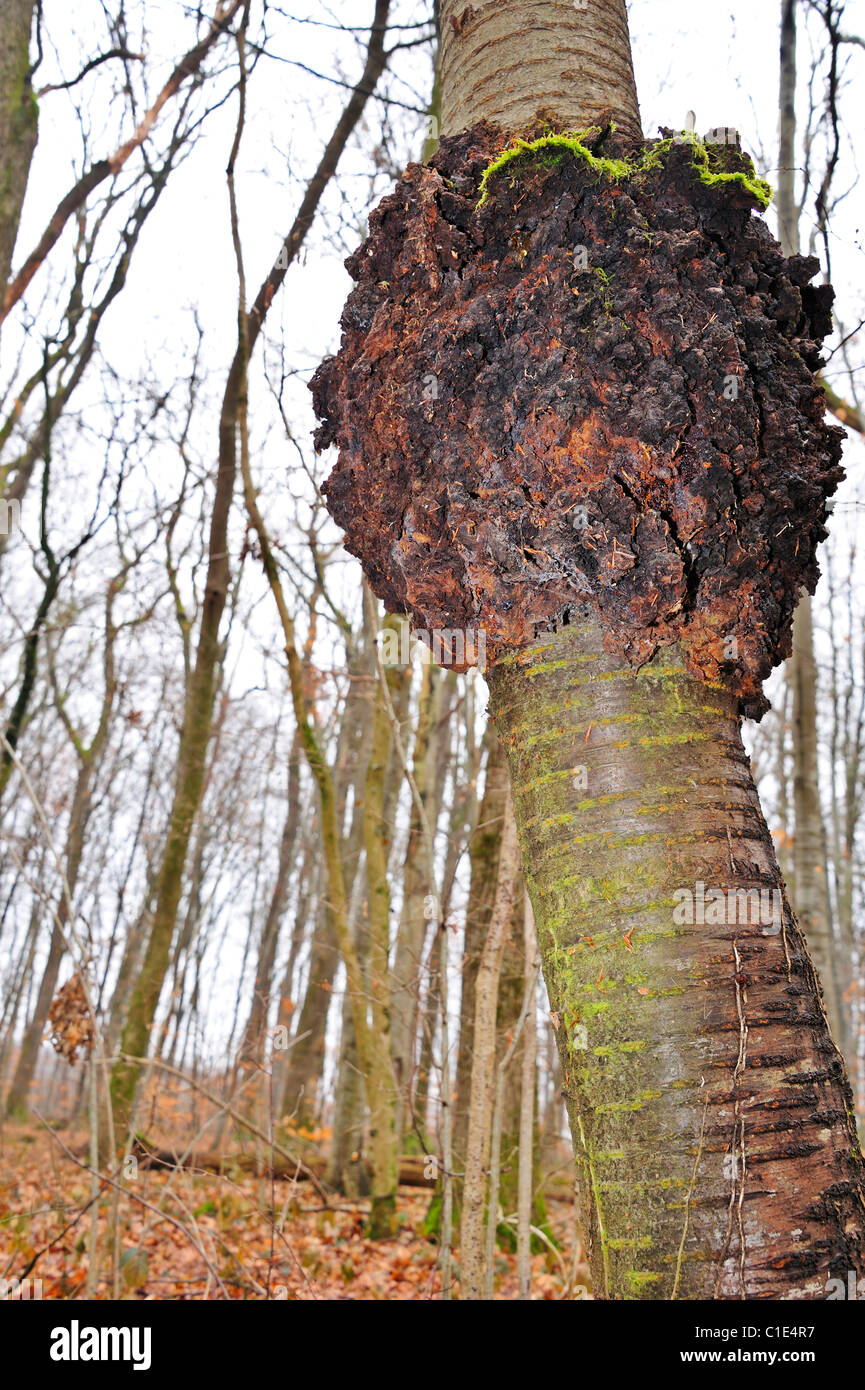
[477,128,772,210]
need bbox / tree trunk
[517,894,539,1298]
[355,612,406,1234]
[238,734,303,1066]
[433,0,865,1302]
[460,784,521,1298]
[109,2,394,1139]
[110,616,226,1136]
[6,576,120,1114]
[492,883,549,1253]
[0,0,37,304]
[271,832,316,1117]
[0,870,42,1107]
[327,889,372,1197]
[439,0,640,142]
[391,662,445,1144]
[282,628,374,1121]
[488,614,865,1297]
[454,730,510,1165]
[282,886,337,1122]
[790,600,842,1044]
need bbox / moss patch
[478,128,772,212]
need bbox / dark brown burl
[311,123,844,717]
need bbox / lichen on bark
[312,120,843,718]
[488,612,865,1299]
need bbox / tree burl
[312,121,843,717]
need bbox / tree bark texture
[439,0,641,141]
[487,613,865,1298]
[0,0,37,302]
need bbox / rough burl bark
[312,122,842,719]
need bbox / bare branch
[2,0,245,324]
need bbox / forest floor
[0,1122,586,1300]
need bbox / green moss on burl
[477,128,773,212]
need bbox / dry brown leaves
[0,1125,585,1301]
[46,975,94,1065]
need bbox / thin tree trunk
[271,834,316,1118]
[460,785,521,1299]
[391,663,444,1145]
[328,609,412,1188]
[775,679,792,882]
[454,731,510,1166]
[790,600,842,1042]
[0,0,37,304]
[484,889,540,1299]
[494,882,529,1231]
[6,575,121,1113]
[283,630,374,1121]
[777,0,799,255]
[778,0,843,1050]
[282,891,338,1121]
[356,610,405,1234]
[517,895,538,1299]
[0,874,42,1107]
[239,732,303,1066]
[327,870,371,1196]
[109,4,393,1138]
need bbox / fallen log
[131,1143,437,1189]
